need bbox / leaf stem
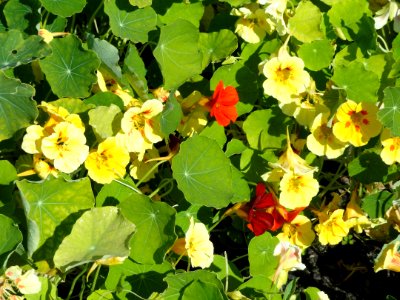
[114,179,142,194]
[66,265,88,300]
[87,0,104,32]
[90,265,101,293]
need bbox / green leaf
[199,121,227,149]
[16,177,94,256]
[105,258,173,299]
[210,61,258,115]
[298,39,335,71]
[0,214,22,256]
[85,92,125,111]
[45,16,67,32]
[248,232,279,277]
[243,108,291,151]
[199,30,238,69]
[158,2,204,27]
[393,34,400,61]
[88,104,122,140]
[160,94,183,136]
[104,1,157,43]
[222,0,251,6]
[154,19,203,89]
[129,0,152,8]
[87,36,122,80]
[39,35,100,98]
[230,166,250,204]
[362,191,395,219]
[378,87,400,136]
[119,193,177,264]
[0,160,17,185]
[0,30,51,70]
[172,136,233,208]
[0,72,37,142]
[96,177,138,207]
[332,60,380,102]
[239,275,280,300]
[49,97,94,114]
[287,1,324,43]
[39,0,86,18]
[123,44,149,99]
[54,206,135,271]
[303,287,326,300]
[182,280,225,300]
[209,254,244,291]
[87,290,114,300]
[3,0,40,34]
[162,270,227,300]
[348,152,389,184]
[225,139,247,157]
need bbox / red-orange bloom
[247,183,303,236]
[208,80,239,126]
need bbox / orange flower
[208,81,239,127]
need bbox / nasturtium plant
[2,0,400,299]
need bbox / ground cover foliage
[1,0,400,299]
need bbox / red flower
[208,80,239,127]
[247,183,303,236]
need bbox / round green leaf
[54,206,135,271]
[182,280,225,300]
[39,35,100,98]
[288,1,324,43]
[119,193,177,264]
[298,39,335,71]
[49,97,94,114]
[332,60,380,103]
[129,0,152,8]
[3,0,41,34]
[0,160,17,185]
[105,258,173,299]
[0,214,22,256]
[248,232,279,277]
[160,95,183,136]
[348,152,388,184]
[0,30,51,70]
[89,104,122,140]
[172,136,233,208]
[16,177,95,256]
[378,87,400,136]
[154,19,203,89]
[362,191,395,219]
[85,92,125,111]
[123,44,149,100]
[87,290,114,300]
[0,72,37,142]
[39,0,86,18]
[96,177,138,207]
[199,121,227,149]
[158,2,204,27]
[104,1,157,43]
[243,108,291,151]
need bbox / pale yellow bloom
[262,47,311,103]
[259,0,288,35]
[272,241,305,288]
[315,209,350,246]
[41,122,89,173]
[85,137,130,184]
[33,154,58,179]
[185,217,214,269]
[177,91,209,137]
[332,100,382,147]
[374,237,400,272]
[15,269,41,295]
[129,147,160,182]
[380,129,400,165]
[5,266,22,280]
[21,125,44,154]
[344,191,371,234]
[279,171,319,209]
[120,99,164,155]
[307,113,348,159]
[277,215,315,250]
[40,101,85,133]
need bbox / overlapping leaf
[378,87,400,136]
[39,0,86,18]
[248,232,279,277]
[3,0,41,33]
[0,214,22,256]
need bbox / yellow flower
[272,241,305,289]
[40,101,85,133]
[380,129,400,165]
[21,125,44,154]
[33,154,58,179]
[85,137,130,184]
[315,209,350,246]
[232,4,273,43]
[332,100,382,147]
[279,172,319,209]
[260,0,288,35]
[41,122,89,173]
[307,113,348,159]
[120,99,164,155]
[262,47,311,103]
[177,91,209,137]
[185,217,214,269]
[15,269,41,295]
[374,237,400,272]
[277,215,315,251]
[129,147,160,182]
[344,190,371,234]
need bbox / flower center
[276,66,292,82]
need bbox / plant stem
[87,0,104,32]
[66,266,88,300]
[149,178,174,199]
[90,265,101,293]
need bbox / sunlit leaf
[160,94,183,136]
[39,0,86,18]
[199,121,227,149]
[39,35,100,98]
[362,191,395,219]
[298,39,335,71]
[85,92,125,111]
[378,87,400,136]
[16,177,94,256]
[129,0,152,8]
[158,2,204,27]
[248,232,279,277]
[154,19,203,89]
[0,30,51,70]
[0,160,17,185]
[0,72,37,142]
[54,206,135,271]
[49,97,94,114]
[88,104,122,140]
[104,0,157,43]
[348,152,388,184]
[124,44,148,99]
[87,290,114,300]
[0,214,22,256]
[119,193,177,264]
[96,177,138,207]
[172,136,233,208]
